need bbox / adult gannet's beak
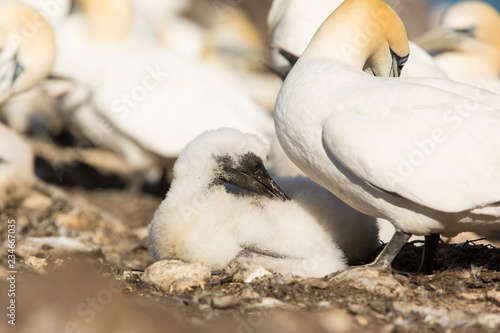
[13,59,24,82]
[218,153,289,201]
[416,27,474,55]
[0,40,22,104]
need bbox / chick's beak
[222,163,289,201]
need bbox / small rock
[334,267,406,298]
[459,292,484,301]
[302,278,329,289]
[477,313,500,330]
[22,191,52,210]
[319,309,352,333]
[392,301,466,328]
[259,297,288,308]
[240,287,261,301]
[24,256,49,275]
[487,290,500,305]
[17,236,99,257]
[355,315,370,327]
[246,297,296,310]
[142,260,210,293]
[55,208,89,231]
[317,301,331,308]
[226,258,273,283]
[212,295,239,309]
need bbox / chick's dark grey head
[214,152,289,201]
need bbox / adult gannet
[275,0,500,273]
[52,0,274,183]
[0,1,56,206]
[0,0,56,102]
[148,128,379,277]
[19,0,71,28]
[417,1,500,86]
[0,123,35,208]
[268,0,447,78]
[0,85,63,136]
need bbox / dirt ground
[1,186,500,333]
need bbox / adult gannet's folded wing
[322,88,500,213]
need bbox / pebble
[301,278,329,289]
[212,295,240,309]
[319,309,352,333]
[24,255,49,274]
[17,236,100,257]
[240,287,261,301]
[226,258,273,283]
[486,290,500,305]
[22,191,52,210]
[333,267,406,298]
[142,260,211,293]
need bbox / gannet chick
[417,1,500,85]
[0,0,56,99]
[148,128,350,278]
[267,0,446,79]
[275,0,500,274]
[271,174,379,264]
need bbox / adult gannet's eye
[453,26,476,36]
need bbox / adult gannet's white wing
[322,79,500,213]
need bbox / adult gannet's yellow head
[77,0,133,43]
[418,1,500,57]
[303,0,409,77]
[0,0,56,101]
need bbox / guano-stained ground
[1,188,500,333]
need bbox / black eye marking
[392,50,408,69]
[389,48,409,76]
[397,55,408,71]
[454,26,475,36]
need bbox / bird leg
[368,229,411,270]
[417,233,440,275]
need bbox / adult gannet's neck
[77,0,133,43]
[303,0,408,74]
[0,0,56,96]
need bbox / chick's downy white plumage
[148,129,379,277]
[271,174,379,264]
